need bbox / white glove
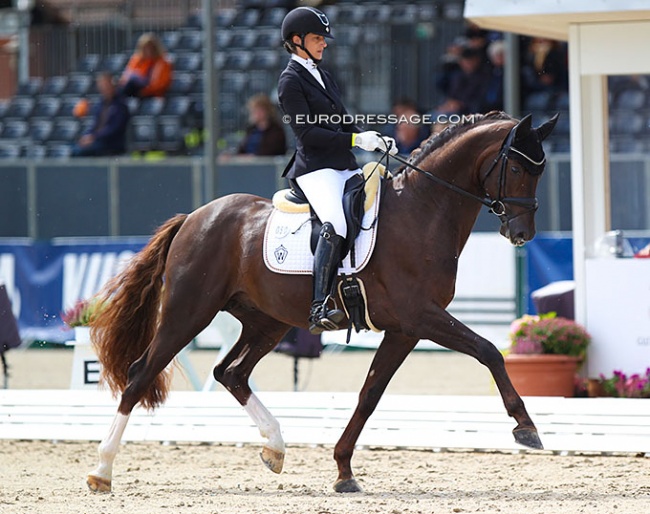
[353,131,398,155]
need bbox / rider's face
[294,33,327,61]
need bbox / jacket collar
[287,59,339,105]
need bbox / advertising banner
[0,238,148,342]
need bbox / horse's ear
[514,113,533,140]
[536,112,560,141]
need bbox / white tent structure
[465,1,650,377]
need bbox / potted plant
[591,369,650,398]
[61,297,104,343]
[504,312,591,397]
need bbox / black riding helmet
[281,7,333,63]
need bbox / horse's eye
[511,165,521,174]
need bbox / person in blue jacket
[278,7,397,334]
[72,72,130,157]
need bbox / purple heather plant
[509,312,591,358]
[599,368,650,398]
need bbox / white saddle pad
[263,184,381,275]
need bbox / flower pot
[504,354,581,397]
[74,326,92,344]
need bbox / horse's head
[484,113,559,246]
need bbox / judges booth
[465,1,650,377]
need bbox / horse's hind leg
[213,310,290,474]
[87,301,223,492]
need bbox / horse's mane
[395,111,515,174]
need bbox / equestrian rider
[278,6,398,335]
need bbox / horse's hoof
[513,427,544,450]
[260,446,284,474]
[334,478,364,493]
[87,474,112,493]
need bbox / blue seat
[176,30,202,52]
[31,96,62,119]
[610,110,644,135]
[250,50,279,70]
[46,142,72,159]
[24,143,47,159]
[162,96,190,117]
[223,50,252,70]
[1,120,29,139]
[524,91,553,111]
[52,118,81,142]
[100,53,128,74]
[161,31,181,52]
[130,115,157,152]
[228,30,256,49]
[77,54,101,73]
[157,116,184,153]
[0,142,21,159]
[64,74,93,96]
[255,29,280,49]
[172,52,202,72]
[214,8,237,27]
[29,119,54,142]
[3,97,35,119]
[220,72,246,94]
[232,9,260,27]
[615,89,647,110]
[15,77,43,97]
[259,7,287,27]
[137,97,165,116]
[41,76,68,96]
[168,73,195,95]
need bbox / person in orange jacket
[118,33,173,98]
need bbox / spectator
[393,102,429,155]
[482,39,505,112]
[237,93,287,156]
[71,72,130,157]
[431,46,491,116]
[521,37,568,103]
[118,33,173,98]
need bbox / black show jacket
[278,59,360,178]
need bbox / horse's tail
[90,213,188,409]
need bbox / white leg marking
[244,394,285,453]
[89,413,130,482]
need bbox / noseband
[481,124,544,226]
[383,123,544,226]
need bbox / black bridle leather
[379,124,543,226]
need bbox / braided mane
[396,111,514,173]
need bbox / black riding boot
[308,222,346,335]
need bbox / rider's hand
[353,131,398,155]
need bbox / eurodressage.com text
[283,113,478,126]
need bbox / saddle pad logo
[274,245,288,264]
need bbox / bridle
[380,123,544,227]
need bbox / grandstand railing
[0,153,648,239]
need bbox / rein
[378,124,541,224]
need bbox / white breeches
[295,167,362,238]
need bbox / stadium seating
[2,3,647,160]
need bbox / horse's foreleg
[213,311,290,474]
[334,332,418,493]
[416,309,542,450]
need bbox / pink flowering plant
[508,312,591,359]
[598,369,650,398]
[61,297,104,328]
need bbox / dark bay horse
[86,111,558,494]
